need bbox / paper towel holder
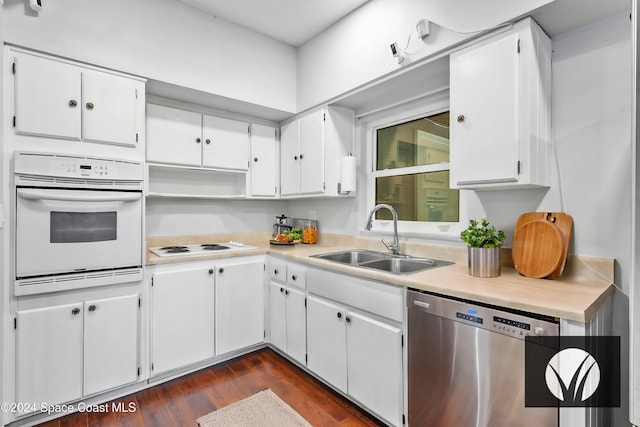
[338,153,356,195]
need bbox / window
[373,111,459,226]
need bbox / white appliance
[14,152,144,294]
[150,242,256,257]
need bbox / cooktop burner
[201,244,231,251]
[150,242,256,257]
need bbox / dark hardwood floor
[36,348,384,426]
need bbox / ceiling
[180,0,369,46]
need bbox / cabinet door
[306,296,347,392]
[202,115,249,170]
[151,268,215,375]
[215,262,264,355]
[286,286,307,365]
[346,311,403,426]
[84,294,139,396]
[269,282,287,352]
[299,110,325,194]
[146,104,202,166]
[280,120,300,196]
[16,303,83,409]
[449,33,520,186]
[82,70,141,147]
[14,52,82,140]
[249,123,278,197]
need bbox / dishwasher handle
[413,300,431,310]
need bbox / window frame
[365,96,469,239]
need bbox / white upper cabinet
[202,115,250,170]
[248,123,278,198]
[280,106,354,198]
[13,50,144,148]
[449,18,551,190]
[146,103,249,171]
[146,104,202,166]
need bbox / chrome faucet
[364,204,399,255]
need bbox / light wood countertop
[146,233,614,323]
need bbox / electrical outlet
[308,210,316,220]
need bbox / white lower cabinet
[269,260,307,365]
[150,257,265,376]
[215,261,265,355]
[151,266,216,375]
[16,294,140,409]
[306,268,404,427]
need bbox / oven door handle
[18,190,141,203]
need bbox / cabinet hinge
[304,297,307,308]
[151,277,154,287]
[12,116,16,128]
[264,264,266,271]
[517,160,521,175]
[305,353,308,362]
[323,182,326,191]
[403,414,406,425]
[248,125,251,134]
[401,334,404,347]
[12,62,16,75]
[135,88,138,99]
[264,330,266,338]
[517,39,521,54]
[14,317,17,329]
[137,366,141,377]
[151,363,154,371]
[138,297,142,308]
[136,133,139,143]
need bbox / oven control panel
[14,151,144,184]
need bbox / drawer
[287,265,306,290]
[270,261,287,282]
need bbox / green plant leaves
[460,219,505,248]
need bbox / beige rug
[197,389,312,427]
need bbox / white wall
[296,0,550,111]
[2,0,297,114]
[145,199,286,236]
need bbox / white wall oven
[13,152,144,295]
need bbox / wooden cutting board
[546,213,573,278]
[512,214,565,278]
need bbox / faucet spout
[364,204,399,255]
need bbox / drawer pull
[413,300,431,310]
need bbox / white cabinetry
[280,106,354,198]
[150,257,264,375]
[16,294,139,409]
[12,49,144,148]
[151,266,215,375]
[215,261,265,355]
[249,123,279,198]
[449,18,551,190]
[269,260,307,365]
[146,104,249,170]
[306,268,403,426]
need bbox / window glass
[374,111,459,223]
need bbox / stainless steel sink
[311,249,452,275]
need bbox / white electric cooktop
[150,242,257,257]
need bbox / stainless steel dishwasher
[407,289,559,427]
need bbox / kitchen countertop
[146,233,614,323]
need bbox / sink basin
[312,249,388,265]
[311,249,452,275]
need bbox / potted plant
[460,219,505,277]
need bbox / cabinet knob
[86,102,94,110]
[299,154,304,160]
[71,307,81,315]
[196,137,201,143]
[254,157,259,162]
[68,99,78,107]
[280,287,284,293]
[205,139,211,144]
[345,316,351,324]
[285,289,289,295]
[291,275,297,281]
[294,155,298,161]
[209,269,214,275]
[88,304,97,312]
[457,114,465,122]
[337,312,342,319]
[273,269,278,275]
[218,268,224,274]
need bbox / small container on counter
[301,219,318,244]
